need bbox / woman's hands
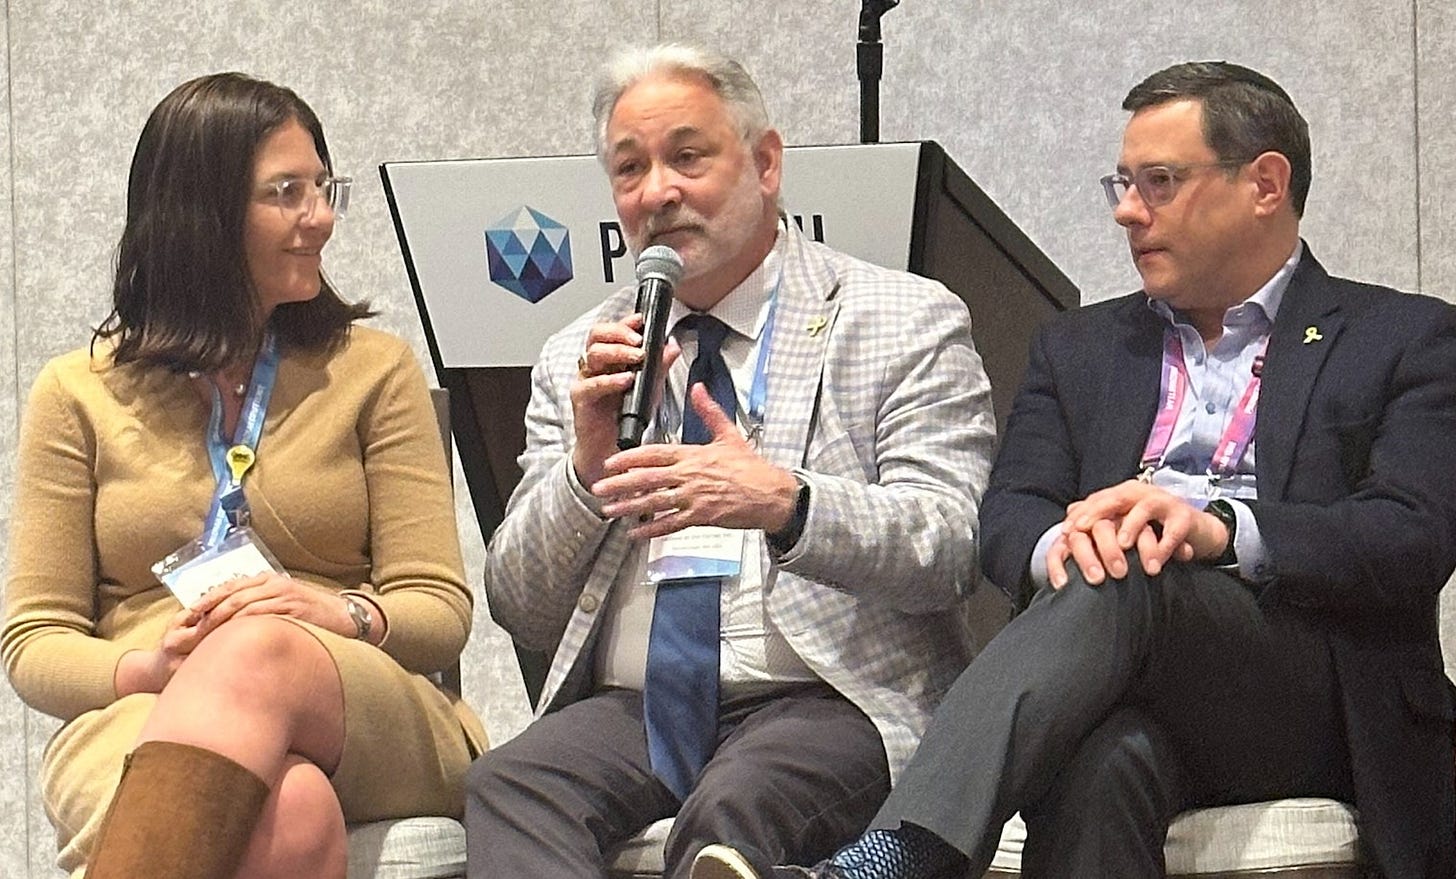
[115,604,206,696]
[115,574,376,697]
[191,573,357,639]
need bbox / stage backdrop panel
[383,144,920,368]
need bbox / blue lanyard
[746,276,780,433]
[201,332,280,546]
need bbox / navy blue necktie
[678,315,737,441]
[643,314,735,800]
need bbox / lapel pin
[806,316,828,337]
[1302,326,1323,344]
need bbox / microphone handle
[616,277,674,449]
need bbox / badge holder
[647,526,744,582]
[153,525,283,609]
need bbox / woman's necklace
[187,371,248,398]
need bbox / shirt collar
[669,221,785,342]
[1148,240,1303,329]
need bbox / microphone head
[635,245,684,286]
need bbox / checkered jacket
[483,221,997,778]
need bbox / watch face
[1205,502,1238,566]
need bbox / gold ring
[576,355,589,378]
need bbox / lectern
[382,141,1079,702]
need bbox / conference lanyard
[1138,328,1266,484]
[657,271,782,445]
[201,332,280,547]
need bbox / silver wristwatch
[343,596,373,641]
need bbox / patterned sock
[827,824,965,879]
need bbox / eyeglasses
[1099,161,1246,210]
[260,175,352,219]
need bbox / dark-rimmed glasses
[1099,161,1246,210]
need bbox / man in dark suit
[694,60,1456,879]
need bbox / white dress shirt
[593,229,819,696]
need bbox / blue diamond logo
[484,206,573,303]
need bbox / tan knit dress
[2,326,487,875]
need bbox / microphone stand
[858,0,900,144]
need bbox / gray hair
[591,43,771,161]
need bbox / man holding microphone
[466,42,996,879]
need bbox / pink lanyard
[1138,329,1267,482]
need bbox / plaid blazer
[484,221,997,778]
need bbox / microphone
[617,245,684,450]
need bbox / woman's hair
[95,72,372,372]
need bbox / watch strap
[767,477,810,553]
[1205,500,1239,567]
[344,596,373,641]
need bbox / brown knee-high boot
[86,740,271,879]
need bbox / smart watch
[1205,500,1239,567]
[768,478,811,553]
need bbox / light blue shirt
[1028,242,1302,588]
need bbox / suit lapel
[1103,298,1166,485]
[1256,250,1342,500]
[758,224,838,470]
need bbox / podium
[382,141,1079,701]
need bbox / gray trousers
[872,558,1353,878]
[465,684,890,879]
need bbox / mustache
[642,208,705,240]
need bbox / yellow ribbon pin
[226,445,256,484]
[806,316,828,337]
[1302,326,1323,344]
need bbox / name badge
[152,526,282,608]
[646,526,744,582]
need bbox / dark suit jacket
[980,247,1456,878]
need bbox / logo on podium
[484,206,574,303]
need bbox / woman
[2,72,486,879]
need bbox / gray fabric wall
[2,2,1454,875]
